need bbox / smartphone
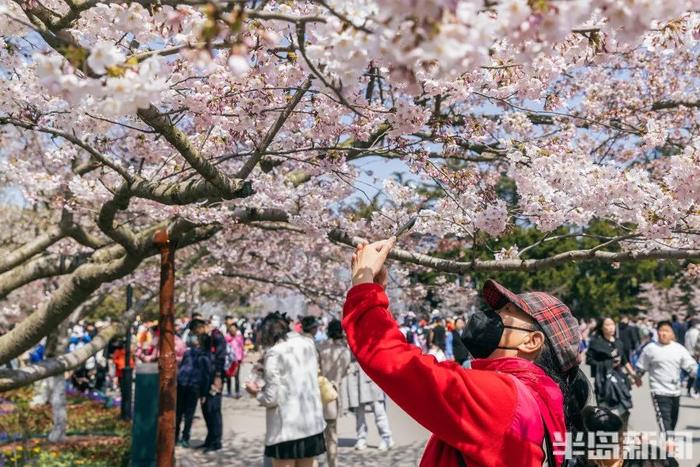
[394,216,417,238]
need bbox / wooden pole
[154,229,176,467]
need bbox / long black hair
[594,316,615,338]
[257,311,291,348]
[535,337,591,434]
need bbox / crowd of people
[583,314,700,436]
[6,260,700,466]
[165,311,398,466]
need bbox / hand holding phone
[349,216,417,287]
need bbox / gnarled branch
[0,253,89,300]
[328,229,700,273]
[0,218,220,365]
[0,225,66,275]
[137,105,249,198]
[236,78,312,179]
[130,177,253,205]
[97,184,139,252]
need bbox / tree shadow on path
[176,436,426,467]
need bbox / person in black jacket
[176,333,212,447]
[618,315,640,363]
[190,318,227,452]
[587,317,641,430]
[671,314,686,345]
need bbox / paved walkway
[176,363,700,466]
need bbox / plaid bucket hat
[482,279,580,372]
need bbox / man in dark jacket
[190,318,227,452]
[175,334,211,447]
[618,315,640,363]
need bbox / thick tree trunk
[45,324,68,443]
[48,374,67,442]
[155,230,177,467]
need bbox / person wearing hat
[345,238,589,466]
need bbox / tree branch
[0,217,220,365]
[0,253,89,300]
[328,229,700,273]
[0,116,132,181]
[0,225,66,275]
[0,320,120,391]
[3,114,253,205]
[96,184,140,252]
[0,288,158,391]
[137,105,249,198]
[222,271,341,302]
[236,78,312,179]
[230,207,290,223]
[650,100,700,111]
[51,0,98,29]
[66,224,109,250]
[295,22,363,116]
[130,177,253,205]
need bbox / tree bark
[155,229,176,467]
[48,374,67,442]
[45,322,69,443]
[0,225,66,275]
[0,253,89,299]
[328,229,700,273]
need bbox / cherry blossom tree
[2,0,700,390]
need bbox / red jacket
[343,283,566,467]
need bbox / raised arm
[343,282,518,454]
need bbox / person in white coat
[245,312,326,467]
[318,319,351,467]
[684,317,700,398]
[344,354,395,451]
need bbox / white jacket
[257,332,325,446]
[685,324,700,358]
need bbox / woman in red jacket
[344,238,590,467]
